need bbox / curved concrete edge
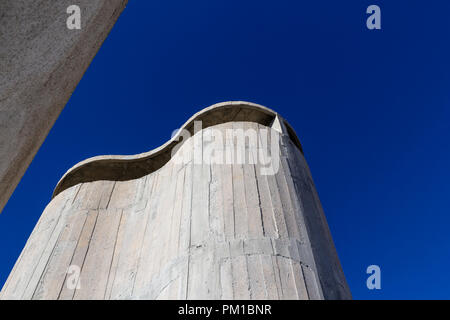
[52,101,304,198]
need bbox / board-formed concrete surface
[0,0,128,213]
[0,102,351,300]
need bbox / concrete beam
[0,0,128,213]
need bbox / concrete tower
[0,102,351,300]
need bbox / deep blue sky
[1,0,450,299]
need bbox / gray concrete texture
[0,0,128,213]
[0,102,351,300]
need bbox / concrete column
[0,102,351,300]
[0,0,128,213]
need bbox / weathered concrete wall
[0,0,128,213]
[0,102,351,300]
